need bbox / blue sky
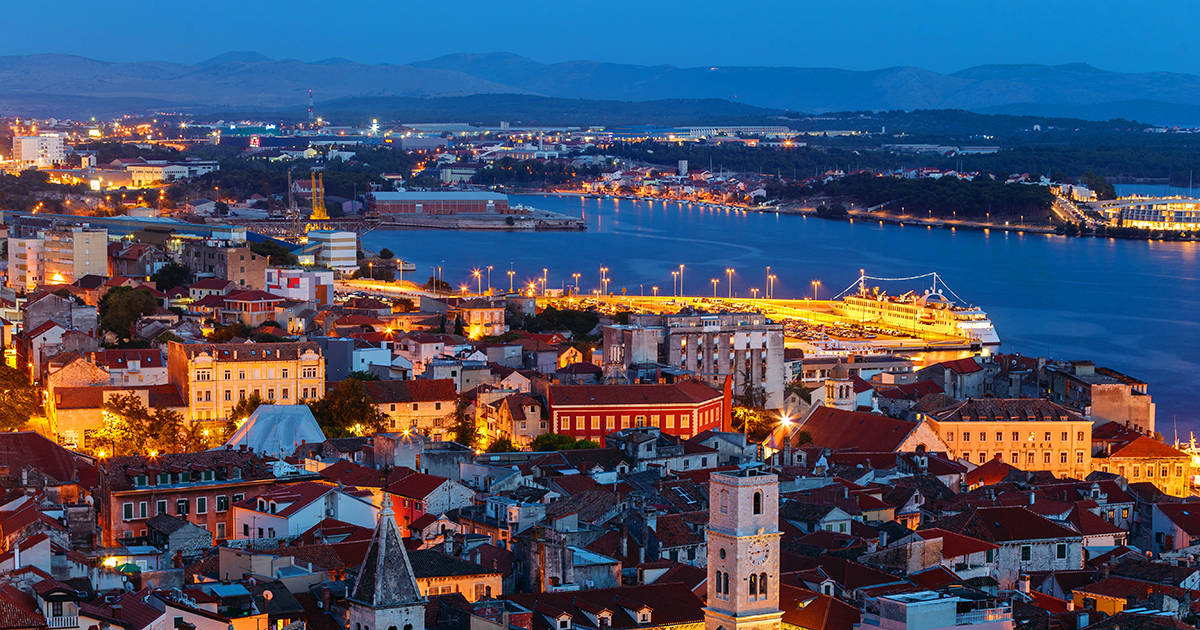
[7,0,1200,73]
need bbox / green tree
[453,315,465,337]
[308,378,389,437]
[0,365,43,431]
[449,399,477,448]
[97,393,195,455]
[150,262,191,291]
[99,286,158,338]
[249,240,298,266]
[378,248,394,259]
[530,433,601,451]
[208,323,251,342]
[486,438,519,453]
[347,370,380,381]
[229,393,266,422]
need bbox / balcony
[956,607,1012,625]
[47,616,78,629]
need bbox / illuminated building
[166,341,326,422]
[547,381,728,443]
[7,226,107,290]
[926,398,1094,478]
[1096,196,1200,231]
[306,230,357,272]
[366,191,514,215]
[12,133,64,168]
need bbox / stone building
[704,466,783,630]
[604,311,786,409]
[347,495,428,630]
[180,239,267,290]
[166,341,326,422]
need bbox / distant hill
[4,51,1200,124]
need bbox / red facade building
[547,381,728,445]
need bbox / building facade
[180,240,267,290]
[925,399,1094,479]
[548,381,727,444]
[605,312,786,409]
[307,230,357,271]
[167,341,326,422]
[366,191,512,215]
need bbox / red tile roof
[0,431,96,488]
[931,506,1082,542]
[1156,502,1200,536]
[1109,435,1189,460]
[386,469,450,501]
[52,384,184,410]
[318,460,385,488]
[965,458,1017,487]
[795,407,920,452]
[0,584,44,630]
[778,584,861,630]
[549,381,722,406]
[915,528,999,557]
[87,349,164,369]
[940,358,982,374]
[362,379,457,404]
[235,481,334,517]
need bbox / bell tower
[347,495,426,630]
[704,466,783,630]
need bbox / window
[1060,452,1068,464]
[978,452,987,463]
[749,574,758,597]
[759,572,768,597]
[1077,431,1085,441]
[1044,451,1051,464]
[157,500,167,515]
[720,490,729,514]
[217,522,226,539]
[138,501,147,518]
[1061,432,1068,441]
[176,499,188,515]
[1077,451,1085,464]
[281,368,289,379]
[244,524,250,536]
[1122,508,1129,519]
[963,432,970,442]
[995,432,1002,441]
[216,495,229,512]
[1021,545,1032,561]
[979,432,986,442]
[1056,543,1067,559]
[752,491,762,515]
[122,502,134,520]
[51,602,62,617]
[1011,452,1019,464]
[281,388,289,400]
[946,432,954,441]
[224,390,232,402]
[1044,432,1051,441]
[196,497,208,514]
[435,402,442,411]
[1012,431,1020,441]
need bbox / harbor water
[362,194,1200,433]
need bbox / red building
[97,450,282,545]
[366,191,513,215]
[547,381,728,444]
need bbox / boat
[831,272,1001,345]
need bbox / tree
[530,433,600,451]
[453,315,465,337]
[378,248,394,259]
[96,393,196,456]
[486,438,519,453]
[249,240,298,266]
[308,379,389,438]
[424,276,451,293]
[99,286,158,338]
[150,262,190,291]
[449,399,477,448]
[0,365,43,431]
[208,323,251,342]
[229,393,265,423]
[347,370,379,381]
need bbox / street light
[652,286,658,297]
[572,273,581,294]
[486,265,493,292]
[671,271,679,297]
[811,280,822,300]
[725,268,735,298]
[711,278,719,298]
[472,268,481,294]
[507,270,515,293]
[768,274,776,299]
[765,266,771,298]
[368,262,374,280]
[678,264,685,296]
[751,288,759,299]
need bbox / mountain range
[6,51,1200,124]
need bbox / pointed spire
[350,494,423,608]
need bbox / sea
[362,193,1200,435]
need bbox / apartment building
[167,341,325,422]
[12,133,65,168]
[7,227,107,290]
[925,398,1093,479]
[307,230,357,272]
[547,381,727,444]
[180,240,267,290]
[604,311,785,409]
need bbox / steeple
[350,495,425,614]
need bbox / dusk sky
[5,0,1200,73]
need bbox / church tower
[348,495,426,630]
[704,466,783,630]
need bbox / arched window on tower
[753,491,763,515]
[749,574,758,597]
[760,572,768,597]
[720,489,729,514]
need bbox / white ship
[831,272,1001,346]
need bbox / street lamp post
[507,270,515,293]
[811,280,822,300]
[486,265,493,292]
[711,278,719,298]
[768,274,776,299]
[572,273,581,294]
[671,271,679,297]
[765,266,771,298]
[725,268,734,298]
[472,269,481,294]
[652,286,658,297]
[599,267,608,295]
[751,288,759,299]
[678,264,685,296]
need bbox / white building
[265,267,335,305]
[232,481,377,539]
[308,230,357,272]
[12,134,65,168]
[861,591,1013,629]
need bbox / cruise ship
[831,274,1001,346]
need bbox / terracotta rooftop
[549,381,723,406]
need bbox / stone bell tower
[347,495,426,630]
[704,466,783,630]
